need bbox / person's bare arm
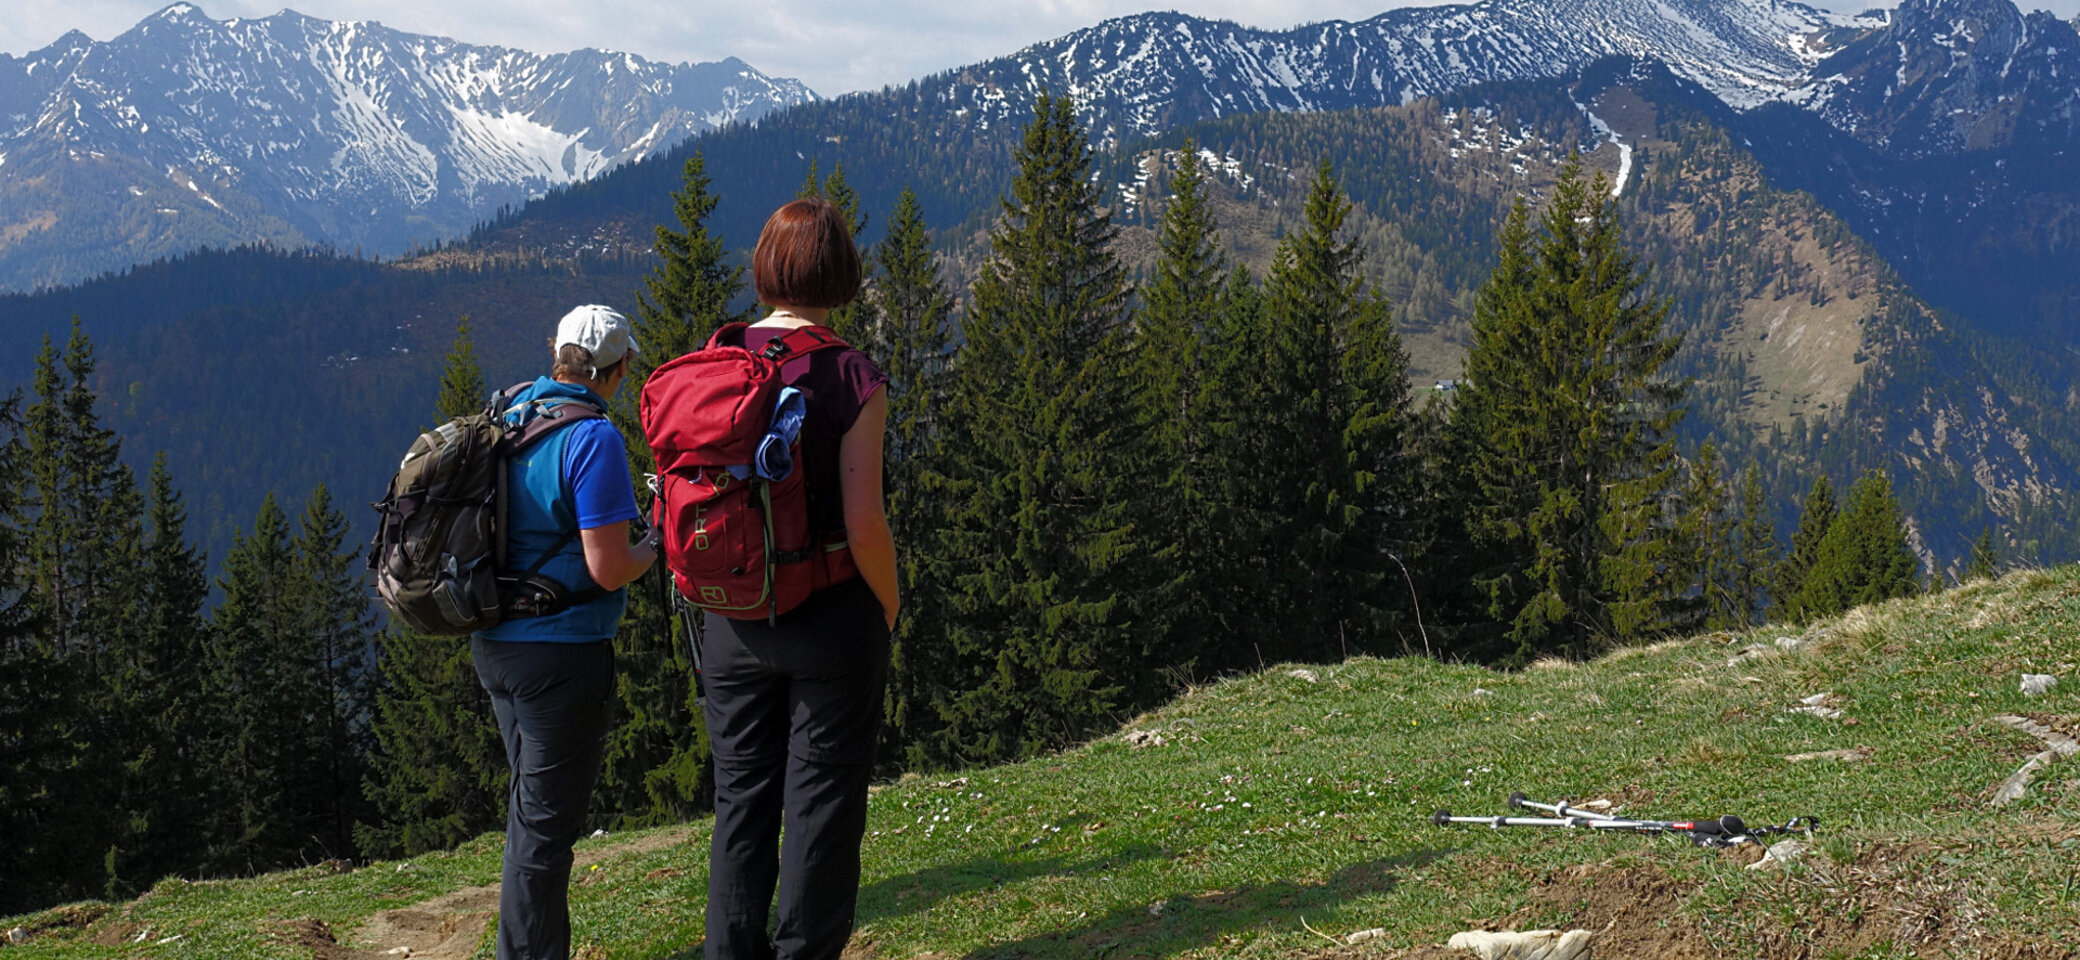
[580,521,656,592]
[840,386,899,630]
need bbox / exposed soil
[270,826,699,960]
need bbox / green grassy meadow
[7,568,2078,959]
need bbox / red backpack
[640,322,858,621]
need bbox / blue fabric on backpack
[476,377,639,644]
[754,387,807,481]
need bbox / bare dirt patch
[352,885,498,960]
[305,827,697,960]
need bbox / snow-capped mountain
[1792,0,2080,156]
[0,3,814,289]
[932,0,1878,145]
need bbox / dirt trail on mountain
[289,826,695,960]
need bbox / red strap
[770,324,850,358]
[705,322,851,356]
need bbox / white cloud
[5,0,2079,96]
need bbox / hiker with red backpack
[639,197,896,960]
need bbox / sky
[5,0,2080,97]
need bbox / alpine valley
[4,0,2080,571]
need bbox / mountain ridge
[0,2,815,290]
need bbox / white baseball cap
[554,304,639,371]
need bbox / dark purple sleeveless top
[739,325,888,536]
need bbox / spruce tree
[869,187,957,768]
[0,389,43,914]
[206,493,325,872]
[119,454,212,888]
[15,323,148,902]
[927,92,1141,764]
[633,152,752,365]
[1964,527,2000,582]
[1249,160,1416,661]
[1449,160,1684,660]
[600,151,745,823]
[1127,140,1228,688]
[1730,464,1778,625]
[289,484,376,859]
[1795,470,1920,618]
[362,321,507,856]
[1774,474,1838,623]
[1670,444,1738,631]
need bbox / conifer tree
[362,319,508,856]
[0,389,45,914]
[1730,464,1777,625]
[116,454,212,888]
[634,152,752,365]
[601,152,745,822]
[1125,141,1228,687]
[1670,445,1737,630]
[289,484,376,858]
[926,92,1141,764]
[1774,474,1838,622]
[15,323,147,901]
[868,187,957,767]
[1247,160,1416,661]
[1965,527,2001,582]
[1794,470,1920,618]
[206,493,325,872]
[1449,160,1684,660]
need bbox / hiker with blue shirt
[474,303,656,960]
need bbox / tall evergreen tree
[112,454,213,891]
[1246,160,1416,661]
[361,321,508,856]
[206,493,325,872]
[1449,160,1684,660]
[868,187,958,768]
[288,484,376,859]
[1774,474,1839,623]
[1127,140,1228,688]
[601,151,746,823]
[1964,527,2001,583]
[1794,470,1920,618]
[1729,464,1778,625]
[11,323,148,903]
[926,92,1141,765]
[1669,445,1738,631]
[0,388,45,914]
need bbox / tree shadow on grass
[856,840,1169,926]
[960,847,1454,960]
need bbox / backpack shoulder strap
[704,322,752,351]
[500,396,606,455]
[767,324,850,360]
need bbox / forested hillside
[2,79,1979,916]
[1,58,2066,575]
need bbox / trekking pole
[1432,793,1817,848]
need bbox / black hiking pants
[702,577,890,960]
[472,637,616,960]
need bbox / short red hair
[752,198,862,309]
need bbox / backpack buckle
[761,339,792,360]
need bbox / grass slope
[8,570,2079,959]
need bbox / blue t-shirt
[477,378,640,644]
